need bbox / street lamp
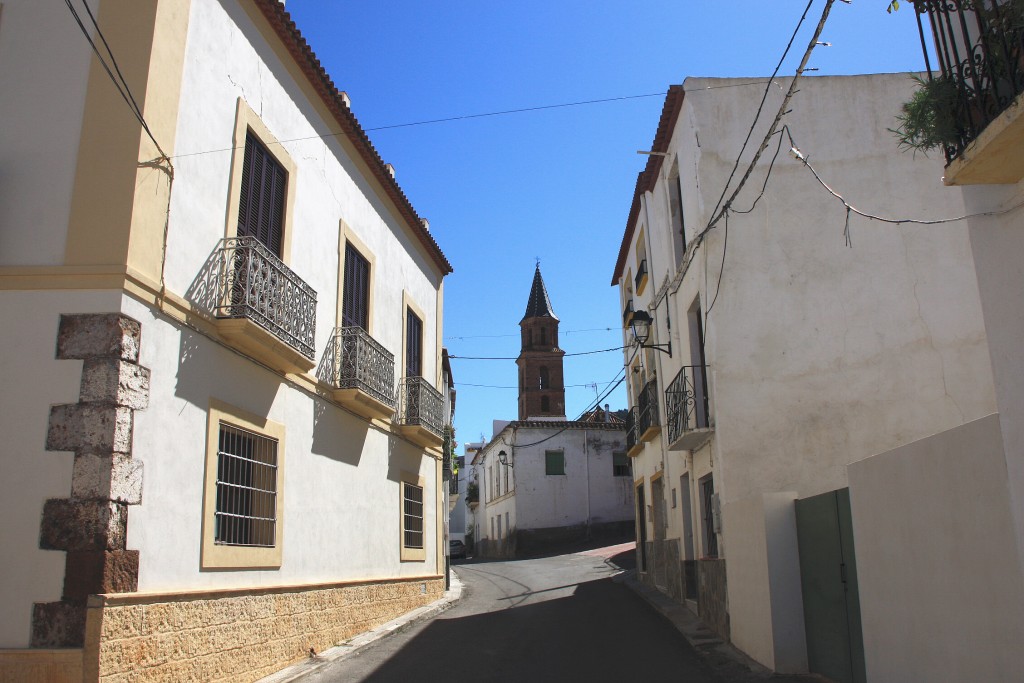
[497,449,513,468]
[630,310,671,356]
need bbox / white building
[0,1,452,680]
[612,72,1017,681]
[473,415,634,558]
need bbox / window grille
[612,451,631,477]
[403,482,424,549]
[545,450,565,475]
[215,422,278,547]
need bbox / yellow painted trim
[201,399,285,570]
[650,470,664,483]
[400,471,428,562]
[435,456,444,573]
[337,221,377,335]
[224,98,298,265]
[435,280,444,387]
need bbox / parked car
[449,540,467,559]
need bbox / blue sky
[283,1,928,449]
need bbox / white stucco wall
[848,414,1024,682]
[168,0,442,381]
[0,0,95,265]
[0,289,124,648]
[960,182,1024,575]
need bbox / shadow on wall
[174,327,279,417]
[387,436,428,483]
[310,395,367,466]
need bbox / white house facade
[0,1,452,681]
[613,72,1018,681]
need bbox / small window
[545,450,565,475]
[612,451,631,477]
[402,482,424,550]
[541,396,550,412]
[539,366,549,389]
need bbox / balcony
[637,378,661,442]
[466,482,479,509]
[913,0,1024,183]
[665,365,713,451]
[625,406,642,457]
[327,326,395,421]
[397,376,445,449]
[213,237,317,374]
[635,259,649,295]
[623,300,635,327]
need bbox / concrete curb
[257,572,465,683]
[610,566,813,682]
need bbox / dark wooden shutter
[342,243,370,329]
[237,132,286,258]
[406,309,422,377]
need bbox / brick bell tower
[517,264,566,419]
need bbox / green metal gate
[795,488,866,683]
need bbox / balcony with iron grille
[637,377,661,442]
[397,376,445,449]
[912,0,1024,183]
[623,299,635,327]
[625,406,641,457]
[635,258,649,296]
[212,237,317,374]
[327,326,395,421]
[665,365,714,451]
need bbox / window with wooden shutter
[406,308,422,377]
[342,243,370,329]
[237,131,286,257]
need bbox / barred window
[403,482,424,550]
[215,422,278,547]
[613,451,631,477]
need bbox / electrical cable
[170,91,668,159]
[448,345,626,361]
[64,0,169,160]
[445,326,616,341]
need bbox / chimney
[339,91,351,108]
[385,163,396,179]
[604,404,610,422]
[421,218,430,232]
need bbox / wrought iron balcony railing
[623,300,635,326]
[214,236,317,360]
[635,259,648,290]
[327,326,395,409]
[913,0,1024,161]
[665,365,712,448]
[637,377,661,437]
[625,405,639,452]
[448,473,460,495]
[398,376,444,438]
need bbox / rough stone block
[72,453,143,504]
[79,358,150,409]
[57,313,141,362]
[40,498,128,551]
[31,599,87,647]
[47,403,133,454]
[62,550,139,599]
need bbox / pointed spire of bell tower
[516,264,566,419]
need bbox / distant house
[612,73,1013,679]
[0,1,452,681]
[472,267,634,558]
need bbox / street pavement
[288,541,781,683]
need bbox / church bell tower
[517,265,566,419]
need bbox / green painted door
[795,488,866,683]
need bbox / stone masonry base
[78,576,444,683]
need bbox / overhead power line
[171,91,667,159]
[448,345,625,361]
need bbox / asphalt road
[306,543,726,683]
